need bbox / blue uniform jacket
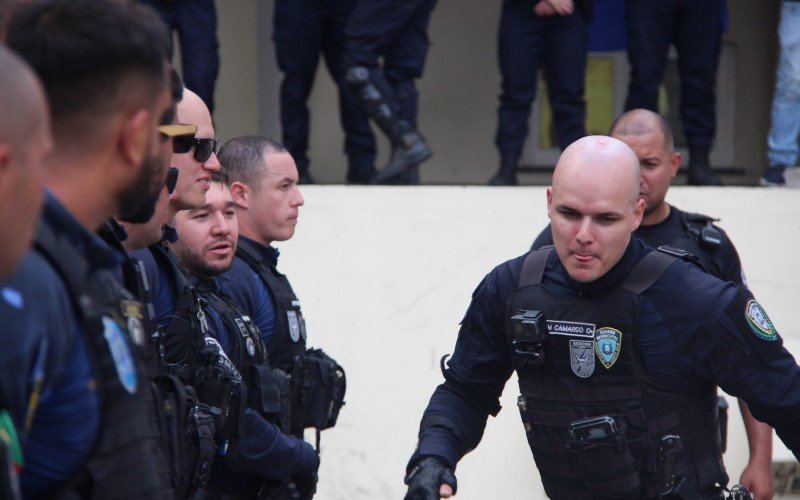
[0,194,109,496]
[416,238,800,468]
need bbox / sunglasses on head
[165,167,179,194]
[172,136,220,163]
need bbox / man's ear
[230,181,249,208]
[546,186,554,219]
[670,151,682,178]
[118,109,150,169]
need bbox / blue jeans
[768,1,800,167]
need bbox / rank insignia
[595,327,622,369]
[745,300,777,342]
[570,340,595,378]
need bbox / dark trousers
[140,0,219,113]
[344,0,437,127]
[274,0,376,179]
[495,0,588,157]
[624,0,723,148]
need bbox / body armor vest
[507,247,727,499]
[235,239,346,439]
[661,210,723,278]
[149,244,247,498]
[34,220,173,499]
[235,239,306,373]
[187,275,291,434]
[97,221,159,377]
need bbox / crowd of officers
[0,1,344,498]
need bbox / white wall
[270,186,800,499]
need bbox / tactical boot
[344,64,431,184]
[489,155,519,186]
[373,131,432,184]
[687,145,723,186]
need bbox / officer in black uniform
[342,0,438,184]
[273,0,375,184]
[218,136,346,449]
[404,136,800,499]
[489,0,591,186]
[1,1,176,496]
[530,109,774,498]
[170,173,320,499]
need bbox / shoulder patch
[744,300,777,342]
[102,316,138,393]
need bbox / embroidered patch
[121,300,145,346]
[595,327,622,369]
[102,316,138,394]
[570,340,595,378]
[547,320,596,338]
[745,300,777,341]
[287,311,301,342]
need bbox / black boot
[489,155,519,186]
[687,145,723,186]
[374,129,431,184]
[344,64,432,183]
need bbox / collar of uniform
[549,238,646,297]
[191,272,222,294]
[161,224,179,244]
[239,235,280,267]
[42,191,125,270]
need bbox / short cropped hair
[218,135,288,190]
[609,109,675,153]
[7,0,169,140]
[211,170,229,186]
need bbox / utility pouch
[297,348,346,431]
[569,417,641,498]
[249,365,291,433]
[183,403,216,499]
[151,374,190,492]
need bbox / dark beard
[173,243,233,279]
[118,151,165,224]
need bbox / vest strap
[620,249,677,294]
[518,247,552,288]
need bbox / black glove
[293,471,318,500]
[404,457,457,500]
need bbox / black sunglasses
[165,167,179,194]
[172,136,220,162]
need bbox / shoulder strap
[518,247,553,288]
[620,248,678,294]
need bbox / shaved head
[0,45,48,154]
[547,136,644,283]
[0,45,51,278]
[552,135,641,204]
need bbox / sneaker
[759,165,786,186]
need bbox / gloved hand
[292,471,318,500]
[404,457,457,500]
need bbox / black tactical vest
[507,247,727,499]
[34,220,174,499]
[188,276,291,433]
[148,243,248,493]
[97,221,160,376]
[235,238,306,373]
[657,210,723,279]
